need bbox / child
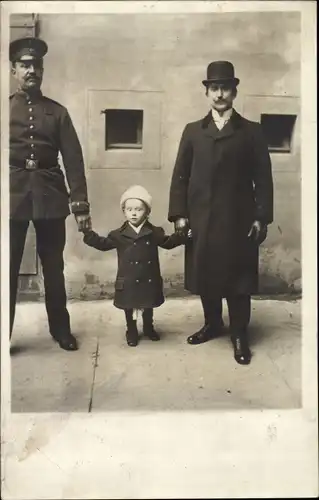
[82,185,190,347]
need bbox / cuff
[71,201,90,215]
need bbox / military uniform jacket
[9,90,89,220]
[83,221,185,310]
[168,110,274,297]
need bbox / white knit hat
[120,185,152,211]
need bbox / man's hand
[174,217,189,237]
[75,214,92,233]
[248,220,267,245]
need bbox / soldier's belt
[10,159,58,170]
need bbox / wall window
[261,114,297,153]
[103,109,143,150]
[88,90,162,170]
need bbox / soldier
[9,36,91,351]
[168,61,274,365]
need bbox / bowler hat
[9,36,48,62]
[120,185,152,212]
[202,61,239,86]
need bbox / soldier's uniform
[9,37,90,348]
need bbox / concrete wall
[35,12,302,298]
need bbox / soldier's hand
[75,214,92,233]
[174,217,188,237]
[248,220,267,244]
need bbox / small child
[82,185,190,347]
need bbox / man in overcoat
[9,37,91,351]
[168,61,273,364]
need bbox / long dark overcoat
[83,221,185,309]
[168,110,274,297]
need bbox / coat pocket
[115,277,125,290]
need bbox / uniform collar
[15,88,43,102]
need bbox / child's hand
[187,229,192,238]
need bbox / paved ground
[10,297,301,412]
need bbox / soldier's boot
[143,309,160,341]
[56,333,78,351]
[125,310,139,347]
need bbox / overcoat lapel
[120,221,153,240]
[136,221,153,239]
[120,222,138,240]
[201,109,243,141]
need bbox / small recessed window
[103,109,143,150]
[261,114,297,153]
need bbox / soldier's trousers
[10,218,71,339]
[200,293,251,333]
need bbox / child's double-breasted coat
[83,221,185,310]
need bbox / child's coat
[83,221,185,310]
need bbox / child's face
[123,198,148,226]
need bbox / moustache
[25,76,39,81]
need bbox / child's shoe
[143,310,160,341]
[126,321,139,347]
[144,324,160,341]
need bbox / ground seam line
[88,338,99,413]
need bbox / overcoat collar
[120,220,153,240]
[201,108,243,140]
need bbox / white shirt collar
[211,107,233,128]
[128,219,147,234]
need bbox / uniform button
[136,279,139,283]
[133,242,136,245]
[146,241,150,245]
[30,153,35,158]
[31,144,35,148]
[29,116,34,121]
[148,261,151,264]
[148,279,152,282]
[30,136,34,139]
[29,107,33,112]
[27,101,32,104]
[29,124,34,129]
[135,261,139,264]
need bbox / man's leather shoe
[231,334,251,365]
[54,334,78,351]
[187,324,221,345]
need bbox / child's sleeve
[157,227,188,250]
[83,230,116,251]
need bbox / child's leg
[124,309,139,347]
[142,308,160,341]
